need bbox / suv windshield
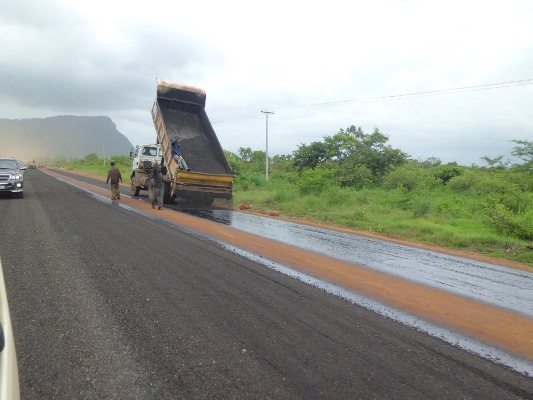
[0,160,18,169]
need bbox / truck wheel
[163,181,172,204]
[131,182,140,196]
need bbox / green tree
[293,141,329,170]
[511,139,533,169]
[480,155,505,170]
[238,147,253,162]
[292,125,408,180]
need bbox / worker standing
[106,160,122,200]
[149,162,164,209]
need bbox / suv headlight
[10,174,21,180]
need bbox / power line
[211,78,533,125]
[278,78,533,109]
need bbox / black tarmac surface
[1,170,532,399]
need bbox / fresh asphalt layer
[1,170,532,399]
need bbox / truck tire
[131,183,140,196]
[163,181,172,204]
[131,174,140,196]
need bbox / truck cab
[131,144,163,171]
[130,144,163,196]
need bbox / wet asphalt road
[1,170,532,399]
[56,170,533,318]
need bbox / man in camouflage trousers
[106,160,122,200]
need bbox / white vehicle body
[130,144,163,196]
[0,259,19,400]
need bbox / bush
[335,164,373,188]
[383,164,438,191]
[434,166,462,184]
[297,169,338,195]
[485,203,533,240]
[448,171,520,195]
[236,172,264,191]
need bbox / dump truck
[148,80,234,204]
[130,144,164,196]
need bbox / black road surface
[1,170,532,399]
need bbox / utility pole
[261,110,274,181]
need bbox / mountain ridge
[0,115,133,161]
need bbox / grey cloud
[0,4,221,113]
[0,0,78,28]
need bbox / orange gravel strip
[45,169,533,361]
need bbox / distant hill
[0,115,133,161]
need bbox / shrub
[334,163,373,188]
[383,164,438,191]
[297,169,338,195]
[434,166,462,184]
[448,171,520,195]
[236,172,264,191]
[485,203,533,240]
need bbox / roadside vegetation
[50,153,132,184]
[49,132,532,265]
[226,129,532,265]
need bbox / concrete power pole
[261,110,274,181]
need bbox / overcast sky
[1,0,532,164]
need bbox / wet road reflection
[187,209,533,318]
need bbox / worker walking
[106,160,122,200]
[149,162,164,210]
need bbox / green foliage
[84,153,99,161]
[297,168,338,195]
[383,163,439,191]
[292,125,408,181]
[334,162,373,188]
[447,170,520,195]
[224,150,244,174]
[485,203,533,240]
[433,165,462,184]
[236,172,265,191]
[410,197,432,218]
[293,141,328,170]
[511,139,533,164]
[480,155,506,170]
[51,154,132,183]
[232,142,532,264]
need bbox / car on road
[0,158,26,198]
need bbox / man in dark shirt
[149,162,164,209]
[106,160,122,200]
